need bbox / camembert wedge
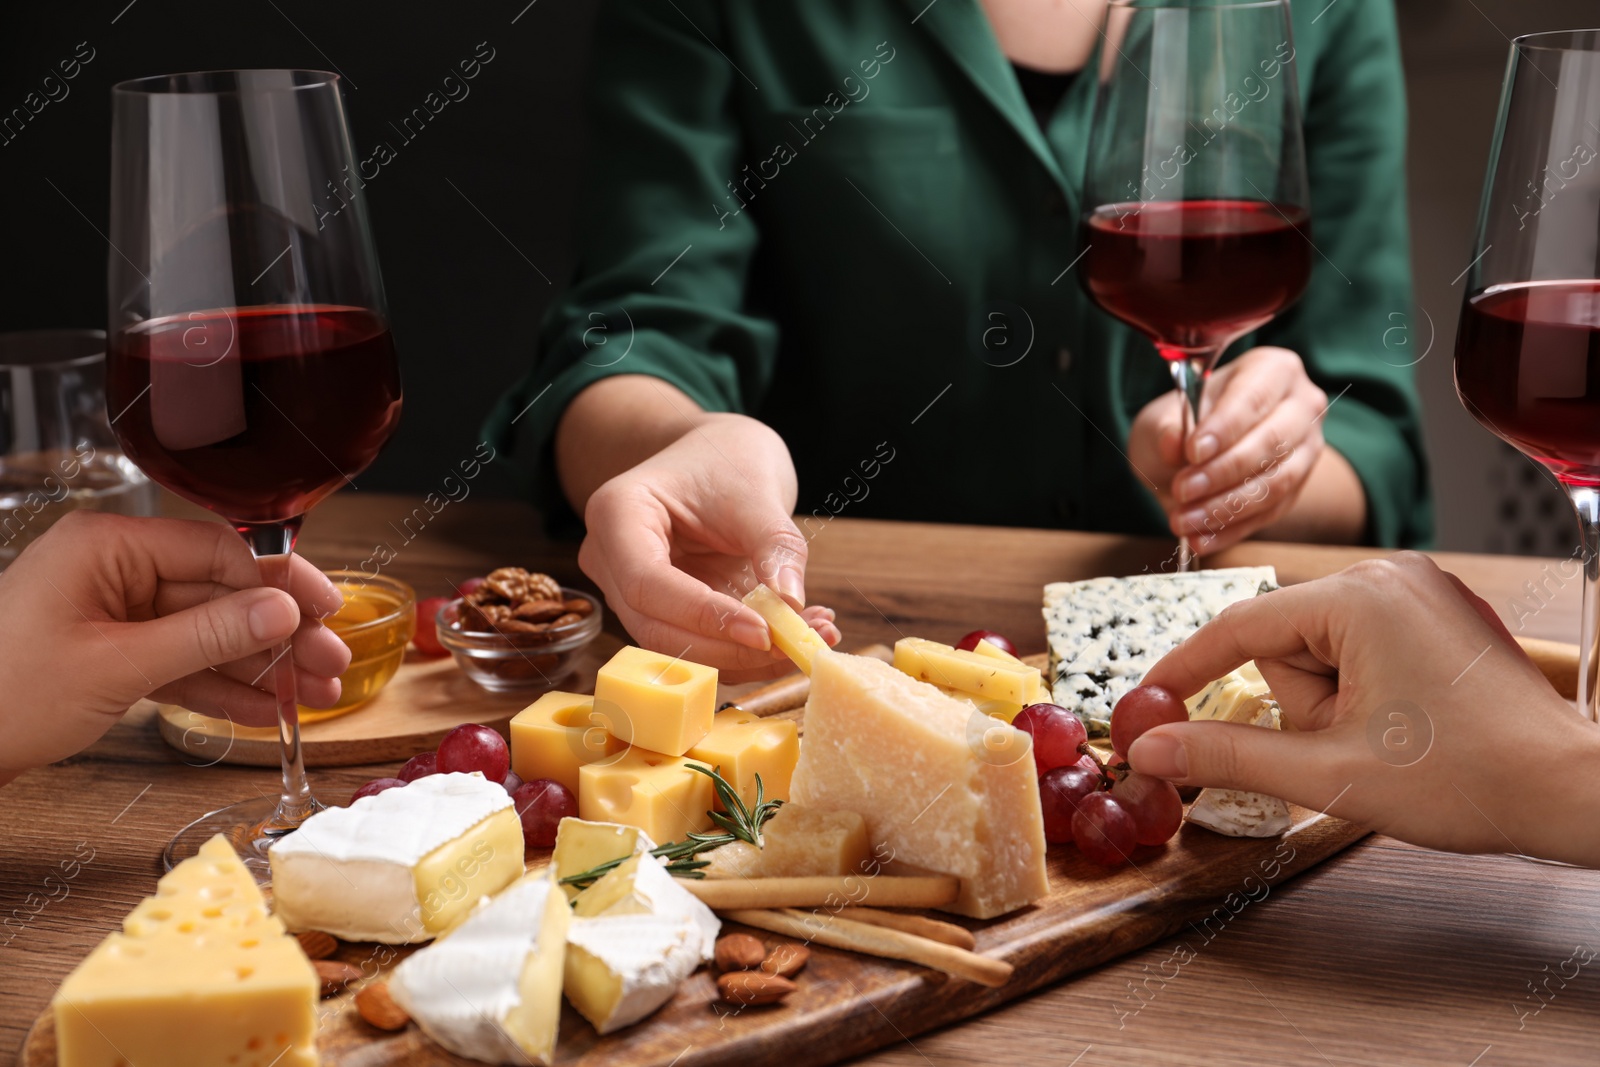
[564,912,703,1034]
[573,851,719,962]
[52,834,318,1067]
[268,772,524,943]
[791,651,1049,919]
[389,870,570,1065]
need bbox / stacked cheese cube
[509,645,800,844]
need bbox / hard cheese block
[564,912,704,1035]
[893,637,1043,705]
[701,804,870,879]
[791,651,1049,919]
[1043,567,1278,737]
[1184,663,1292,837]
[510,691,626,793]
[579,748,716,844]
[593,645,717,756]
[390,870,570,1065]
[685,706,800,809]
[53,834,318,1067]
[269,772,525,943]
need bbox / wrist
[1522,715,1600,867]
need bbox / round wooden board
[156,633,625,767]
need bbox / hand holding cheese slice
[1181,663,1291,837]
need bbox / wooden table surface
[5,494,1597,1067]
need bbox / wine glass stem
[1165,348,1221,573]
[1566,485,1600,722]
[237,519,320,832]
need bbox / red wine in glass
[1082,200,1312,357]
[108,305,402,524]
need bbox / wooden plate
[155,634,624,767]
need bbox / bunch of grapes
[1012,685,1188,868]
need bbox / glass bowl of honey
[297,570,417,724]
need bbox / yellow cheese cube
[701,804,870,878]
[893,636,1042,705]
[743,583,831,674]
[53,835,318,1067]
[685,707,800,809]
[511,691,627,793]
[592,645,717,756]
[578,748,715,844]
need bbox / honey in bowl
[298,571,417,724]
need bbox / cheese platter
[27,566,1410,1067]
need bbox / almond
[718,970,796,1006]
[563,597,594,617]
[761,943,810,978]
[313,959,363,998]
[513,599,569,623]
[294,930,338,961]
[714,933,767,972]
[355,981,412,1031]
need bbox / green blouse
[487,0,1432,547]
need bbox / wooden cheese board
[155,634,625,767]
[26,649,1369,1067]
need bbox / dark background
[1,0,1596,550]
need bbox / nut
[761,943,810,978]
[484,568,562,605]
[294,930,338,961]
[498,618,550,635]
[313,959,363,998]
[548,612,585,629]
[355,981,411,1031]
[513,599,569,623]
[715,933,767,972]
[717,970,796,1006]
[563,597,594,617]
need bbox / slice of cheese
[893,637,1043,705]
[1043,567,1278,737]
[593,645,717,756]
[701,804,870,879]
[268,772,525,943]
[552,817,651,899]
[510,691,626,794]
[973,638,1026,665]
[684,706,800,809]
[53,834,318,1067]
[389,869,570,1065]
[937,686,1025,724]
[564,913,702,1034]
[791,652,1049,919]
[743,583,830,673]
[1183,666,1291,837]
[578,747,716,844]
[572,852,719,962]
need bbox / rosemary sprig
[557,763,782,891]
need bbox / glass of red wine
[1080,0,1312,570]
[1454,30,1600,720]
[107,70,403,873]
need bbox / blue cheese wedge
[1042,567,1277,737]
[1184,663,1292,838]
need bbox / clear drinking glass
[1453,29,1600,719]
[106,70,403,874]
[1080,0,1313,570]
[0,329,159,568]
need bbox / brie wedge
[389,870,570,1065]
[268,772,525,943]
[564,912,702,1034]
[573,851,719,962]
[1184,667,1292,838]
[552,816,651,899]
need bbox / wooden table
[5,495,1597,1067]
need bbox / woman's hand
[578,412,840,680]
[1129,553,1600,867]
[0,512,351,785]
[1126,346,1340,553]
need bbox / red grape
[350,778,407,804]
[456,576,486,598]
[1111,771,1185,846]
[413,596,452,656]
[1012,703,1089,775]
[1110,685,1188,756]
[955,629,1016,656]
[437,723,510,782]
[397,751,439,783]
[512,779,577,848]
[501,770,524,796]
[1039,764,1103,844]
[1072,792,1138,867]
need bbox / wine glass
[1080,0,1312,570]
[1453,30,1600,720]
[106,70,403,874]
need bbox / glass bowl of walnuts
[435,568,603,692]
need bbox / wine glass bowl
[106,69,402,874]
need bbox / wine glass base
[162,795,326,882]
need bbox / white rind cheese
[1043,567,1277,737]
[564,913,703,1034]
[389,871,570,1064]
[573,851,720,963]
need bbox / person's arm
[1130,554,1600,868]
[0,512,349,786]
